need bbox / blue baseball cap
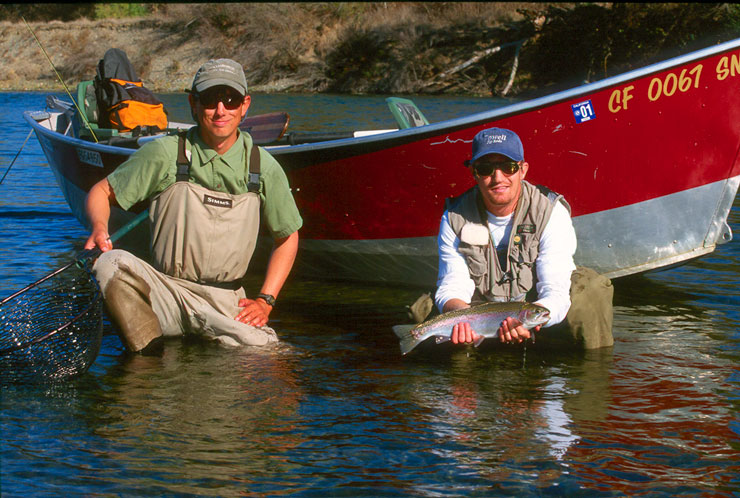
[470,128,524,163]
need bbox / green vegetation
[2,3,155,21]
[92,3,152,20]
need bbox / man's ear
[520,161,529,180]
[188,93,198,122]
[241,95,251,119]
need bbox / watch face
[258,294,275,306]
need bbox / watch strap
[257,293,276,307]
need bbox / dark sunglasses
[196,88,244,110]
[466,159,520,177]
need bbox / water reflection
[69,341,307,494]
[1,92,737,496]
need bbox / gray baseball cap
[191,58,248,95]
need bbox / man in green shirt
[84,59,302,354]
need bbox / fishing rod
[0,209,150,306]
[22,17,98,143]
[0,129,34,185]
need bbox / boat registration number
[76,147,104,168]
[571,100,596,123]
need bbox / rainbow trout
[393,302,550,355]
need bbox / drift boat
[23,38,740,287]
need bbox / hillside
[1,3,738,97]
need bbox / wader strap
[248,145,261,193]
[475,190,517,296]
[175,131,260,191]
[176,131,189,182]
[475,192,502,294]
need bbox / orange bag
[94,49,168,134]
[106,79,168,132]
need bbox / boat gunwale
[24,38,740,158]
[269,37,740,154]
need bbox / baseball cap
[470,128,524,163]
[191,58,248,95]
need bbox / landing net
[0,260,103,384]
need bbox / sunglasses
[196,88,244,110]
[467,159,520,177]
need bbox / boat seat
[386,97,429,129]
[73,80,120,141]
[77,80,98,124]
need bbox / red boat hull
[25,39,740,286]
[276,44,740,240]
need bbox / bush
[0,3,153,22]
[517,3,740,90]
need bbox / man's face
[470,153,528,216]
[189,85,250,148]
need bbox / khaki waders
[94,140,277,352]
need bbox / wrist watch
[256,293,276,307]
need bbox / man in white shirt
[434,127,579,346]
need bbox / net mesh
[0,260,103,384]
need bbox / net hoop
[0,260,104,383]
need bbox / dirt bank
[2,3,737,97]
[0,19,213,92]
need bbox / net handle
[1,210,149,305]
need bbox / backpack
[94,48,168,134]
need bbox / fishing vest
[148,132,262,286]
[447,181,571,303]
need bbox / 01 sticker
[572,100,596,123]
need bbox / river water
[0,91,738,497]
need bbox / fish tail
[392,325,421,355]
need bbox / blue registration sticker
[572,100,596,123]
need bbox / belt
[200,280,243,291]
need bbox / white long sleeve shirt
[434,201,577,327]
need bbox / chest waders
[97,133,269,353]
[148,133,262,285]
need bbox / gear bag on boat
[94,48,168,134]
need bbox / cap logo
[486,134,507,144]
[206,62,238,75]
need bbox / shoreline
[2,6,737,98]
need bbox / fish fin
[435,335,450,344]
[393,324,420,355]
[473,335,485,347]
[392,324,415,339]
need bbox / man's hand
[499,317,541,343]
[444,298,482,346]
[84,228,112,252]
[451,321,482,344]
[235,298,272,328]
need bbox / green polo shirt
[107,128,302,239]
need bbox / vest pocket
[459,244,488,283]
[510,245,537,292]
